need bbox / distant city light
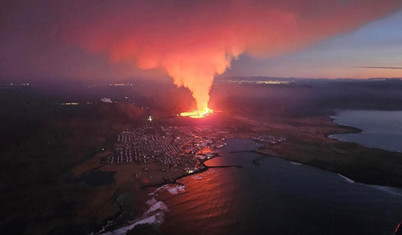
[227,80,291,85]
[101,97,113,103]
[1,83,31,87]
[60,102,79,106]
[108,83,133,87]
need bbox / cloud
[360,66,402,70]
[2,0,401,109]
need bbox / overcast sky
[1,0,401,83]
[227,10,402,78]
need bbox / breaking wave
[98,184,187,235]
[149,184,186,196]
[99,198,168,235]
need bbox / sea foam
[100,199,168,235]
[164,184,184,195]
[149,184,186,196]
[100,213,163,235]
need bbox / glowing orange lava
[180,107,214,119]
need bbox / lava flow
[180,107,214,119]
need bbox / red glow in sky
[1,0,401,98]
[61,0,400,111]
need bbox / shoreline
[325,119,362,138]
[254,145,402,189]
[229,147,402,194]
[141,152,220,189]
[328,111,402,153]
[94,111,402,234]
[272,121,402,188]
[337,173,402,196]
[141,152,242,189]
[95,151,241,234]
[97,133,402,234]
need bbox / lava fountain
[64,0,402,120]
[180,107,214,119]
[162,48,236,119]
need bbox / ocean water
[329,110,402,152]
[155,139,402,235]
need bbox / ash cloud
[2,0,401,110]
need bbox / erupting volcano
[162,46,237,119]
[63,0,401,118]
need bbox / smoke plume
[63,0,401,111]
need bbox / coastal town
[101,117,289,178]
[102,122,228,171]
